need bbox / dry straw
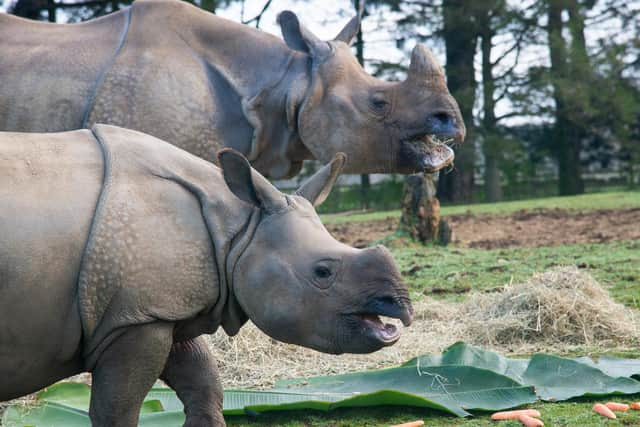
[208,266,640,388]
[462,267,639,348]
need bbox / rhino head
[279,12,466,174]
[218,150,413,354]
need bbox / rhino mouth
[398,135,455,174]
[350,298,413,347]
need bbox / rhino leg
[160,336,225,427]
[89,322,174,427]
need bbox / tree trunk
[47,0,56,22]
[479,10,502,202]
[360,174,370,210]
[438,0,477,203]
[354,0,370,210]
[200,0,216,13]
[484,152,502,201]
[399,174,451,245]
[547,0,585,195]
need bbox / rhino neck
[176,7,311,178]
[240,53,313,179]
[218,208,261,336]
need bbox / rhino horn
[218,149,287,212]
[278,11,330,58]
[295,153,346,206]
[407,44,445,84]
[334,15,360,46]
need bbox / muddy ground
[327,207,640,249]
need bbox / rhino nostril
[376,296,396,306]
[431,112,451,124]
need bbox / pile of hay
[462,267,639,348]
[208,267,640,389]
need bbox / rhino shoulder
[79,125,237,365]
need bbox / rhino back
[85,0,295,164]
[0,129,102,399]
[86,0,255,163]
[78,125,252,366]
[0,11,130,132]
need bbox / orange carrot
[593,403,616,419]
[389,421,424,427]
[605,402,629,411]
[491,409,542,420]
[630,402,640,410]
[518,414,544,427]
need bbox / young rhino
[0,125,413,426]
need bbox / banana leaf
[522,354,640,401]
[574,355,640,380]
[4,342,640,427]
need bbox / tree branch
[47,0,114,9]
[495,110,526,122]
[241,0,273,28]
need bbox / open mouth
[350,299,413,346]
[399,135,455,174]
[356,313,403,344]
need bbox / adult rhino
[0,0,464,178]
[0,125,413,427]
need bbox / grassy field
[235,190,640,426]
[322,190,640,224]
[226,396,640,426]
[389,239,640,308]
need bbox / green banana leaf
[2,402,185,427]
[403,341,529,381]
[521,354,640,401]
[3,402,89,427]
[574,355,640,380]
[4,342,640,427]
[401,342,640,400]
[275,364,536,416]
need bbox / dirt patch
[326,208,640,249]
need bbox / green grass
[322,190,640,224]
[386,239,640,308]
[226,396,640,426]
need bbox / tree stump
[399,174,452,245]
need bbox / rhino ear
[218,149,287,212]
[334,15,360,46]
[295,153,346,206]
[278,11,330,57]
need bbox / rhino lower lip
[358,314,401,343]
[421,139,454,173]
[400,136,455,174]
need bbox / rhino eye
[314,266,332,279]
[370,94,390,113]
[310,260,339,289]
[371,98,388,109]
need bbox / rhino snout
[363,295,414,327]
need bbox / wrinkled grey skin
[0,125,413,426]
[0,0,465,178]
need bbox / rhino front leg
[89,322,174,427]
[160,336,225,427]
